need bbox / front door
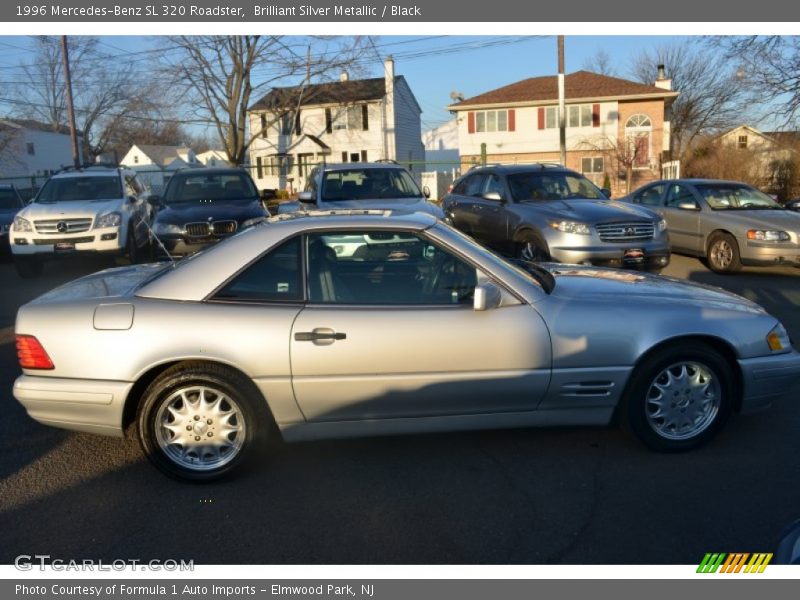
[290,230,551,422]
[663,183,703,253]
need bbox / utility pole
[557,35,566,167]
[60,35,81,169]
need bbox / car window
[306,231,477,305]
[507,172,605,201]
[35,176,122,203]
[458,174,486,198]
[665,185,697,208]
[164,172,258,204]
[320,168,421,201]
[634,184,664,206]
[695,184,783,210]
[0,188,21,209]
[213,236,303,302]
[483,174,505,199]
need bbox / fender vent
[559,381,615,397]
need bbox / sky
[0,34,696,139]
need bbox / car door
[663,183,703,253]
[445,173,486,238]
[290,229,552,422]
[471,172,513,252]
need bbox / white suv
[10,165,152,277]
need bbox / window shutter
[467,111,475,134]
[592,104,600,127]
[537,107,545,130]
[260,114,267,139]
[325,108,332,134]
[362,105,369,131]
[508,109,515,132]
[256,157,263,179]
[341,151,348,162]
[361,150,368,162]
[294,111,302,135]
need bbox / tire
[706,233,742,274]
[14,257,43,278]
[137,363,268,481]
[621,342,733,452]
[514,231,550,262]
[116,227,140,266]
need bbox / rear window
[36,176,122,203]
[165,172,258,204]
[321,168,421,201]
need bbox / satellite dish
[449,91,465,102]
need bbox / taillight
[16,335,54,370]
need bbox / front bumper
[13,375,132,437]
[548,237,671,270]
[10,227,124,257]
[740,240,800,268]
[738,350,800,413]
[156,235,222,257]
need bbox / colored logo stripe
[697,553,726,573]
[697,552,772,573]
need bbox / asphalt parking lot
[0,252,798,565]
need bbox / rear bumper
[738,350,800,413]
[13,375,132,437]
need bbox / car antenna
[140,217,176,266]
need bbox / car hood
[520,198,657,222]
[29,263,172,304]
[700,209,800,231]
[317,197,445,217]
[19,199,123,218]
[155,199,266,225]
[546,264,766,314]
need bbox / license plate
[54,242,75,252]
[623,248,645,262]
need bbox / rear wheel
[14,257,43,278]
[514,231,550,262]
[706,233,742,273]
[621,342,733,452]
[137,363,267,481]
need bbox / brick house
[447,70,678,196]
[247,57,424,193]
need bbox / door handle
[294,328,347,344]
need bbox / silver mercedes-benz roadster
[13,210,800,480]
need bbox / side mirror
[482,191,504,202]
[422,185,431,199]
[677,200,700,211]
[298,191,315,203]
[473,282,502,311]
[601,188,612,199]
[260,188,277,201]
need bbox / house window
[361,150,368,162]
[738,135,748,149]
[341,151,348,162]
[133,155,139,164]
[625,114,653,169]
[568,105,594,128]
[475,110,511,133]
[26,142,35,155]
[545,107,557,129]
[281,114,293,135]
[333,105,368,131]
[581,157,604,174]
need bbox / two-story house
[448,70,678,195]
[247,57,424,193]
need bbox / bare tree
[0,123,23,176]
[582,49,617,76]
[713,36,800,126]
[578,134,650,195]
[164,36,373,166]
[631,43,747,162]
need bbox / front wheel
[137,363,266,481]
[707,233,742,273]
[514,232,550,262]
[621,343,733,452]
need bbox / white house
[120,144,200,193]
[247,57,425,192]
[0,118,83,193]
[196,149,232,168]
[422,119,460,172]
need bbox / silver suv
[442,164,670,272]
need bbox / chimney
[383,55,396,161]
[339,72,349,82]
[655,63,672,90]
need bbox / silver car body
[624,179,800,267]
[13,211,800,441]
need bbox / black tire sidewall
[515,230,550,262]
[137,366,261,481]
[623,344,733,452]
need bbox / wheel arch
[706,228,738,251]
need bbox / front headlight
[13,216,32,232]
[767,323,792,352]
[152,222,183,235]
[96,211,121,228]
[550,220,591,235]
[657,218,667,233]
[747,229,790,242]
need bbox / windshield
[164,172,258,204]
[321,168,422,201]
[36,176,122,203]
[0,188,21,209]
[508,172,605,201]
[696,184,783,210]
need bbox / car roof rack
[56,162,119,174]
[374,159,399,164]
[468,162,564,172]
